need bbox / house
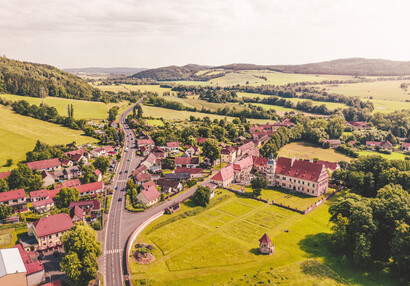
[32,198,54,214]
[165,202,180,214]
[196,137,207,145]
[237,141,256,158]
[265,156,329,197]
[69,205,84,223]
[136,181,161,207]
[0,189,27,211]
[139,146,151,156]
[211,164,235,188]
[202,182,217,199]
[273,118,294,128]
[164,172,191,181]
[41,171,57,187]
[136,138,155,150]
[401,142,410,152]
[15,244,46,286]
[138,130,150,139]
[47,188,62,200]
[323,139,341,148]
[182,146,200,157]
[60,158,73,167]
[0,248,28,286]
[157,178,184,193]
[70,153,88,164]
[252,156,268,173]
[29,189,49,202]
[0,172,11,180]
[151,146,166,159]
[316,160,340,173]
[259,233,274,255]
[94,169,102,181]
[233,157,254,182]
[90,145,114,157]
[68,200,101,216]
[166,142,180,153]
[132,165,147,177]
[63,166,82,180]
[243,139,261,148]
[234,136,246,144]
[135,173,152,185]
[141,153,160,169]
[27,213,74,251]
[65,148,90,159]
[175,157,200,168]
[27,158,61,172]
[345,121,369,129]
[221,146,237,163]
[174,167,203,178]
[75,181,104,197]
[55,178,81,189]
[366,140,393,150]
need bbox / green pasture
[0,93,128,120]
[130,189,393,286]
[358,150,409,160]
[0,106,97,171]
[278,142,351,162]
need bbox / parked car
[118,197,122,201]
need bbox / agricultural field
[129,189,392,285]
[0,93,129,120]
[0,106,98,171]
[141,105,270,124]
[278,142,351,162]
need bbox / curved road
[103,101,210,286]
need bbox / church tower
[266,153,276,186]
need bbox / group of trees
[192,186,212,207]
[260,125,303,158]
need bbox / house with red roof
[27,213,74,251]
[70,205,84,223]
[0,172,11,180]
[237,141,258,158]
[27,158,61,172]
[15,243,46,285]
[156,178,184,193]
[273,118,294,127]
[65,148,90,159]
[152,146,167,159]
[61,158,73,167]
[401,142,410,152]
[135,173,152,185]
[136,181,161,207]
[366,140,393,150]
[233,157,254,182]
[32,198,54,214]
[252,156,268,173]
[55,178,81,189]
[90,145,114,157]
[211,164,235,188]
[136,138,155,150]
[30,189,49,202]
[196,137,207,145]
[94,169,102,181]
[75,181,104,197]
[265,156,329,197]
[165,142,180,153]
[175,157,200,169]
[316,160,340,173]
[221,146,237,163]
[182,145,200,157]
[345,121,369,129]
[0,189,27,211]
[259,233,274,255]
[68,200,101,216]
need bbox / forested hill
[0,56,105,101]
[129,64,212,81]
[271,58,410,76]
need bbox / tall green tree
[55,188,79,209]
[202,139,221,164]
[93,156,110,174]
[192,186,211,207]
[0,205,12,220]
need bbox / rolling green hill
[129,64,214,81]
[0,56,106,100]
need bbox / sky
[0,0,409,69]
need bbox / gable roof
[402,142,410,148]
[30,189,49,199]
[196,137,207,144]
[32,198,54,208]
[166,142,179,148]
[136,173,151,182]
[56,179,81,189]
[233,156,254,171]
[238,141,255,152]
[0,189,26,202]
[65,148,89,157]
[137,138,155,146]
[221,146,237,155]
[32,213,73,237]
[275,157,327,182]
[139,183,161,202]
[259,233,272,244]
[27,158,60,170]
[174,167,203,174]
[75,181,103,194]
[211,164,234,182]
[252,156,268,167]
[316,160,340,171]
[70,205,83,221]
[69,200,101,210]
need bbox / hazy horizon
[1,0,409,69]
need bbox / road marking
[105,248,123,254]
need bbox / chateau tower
[266,153,276,186]
[259,233,274,255]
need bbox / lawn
[358,150,409,160]
[0,93,129,120]
[130,189,394,286]
[0,224,27,249]
[0,106,98,171]
[278,142,351,162]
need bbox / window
[42,237,45,241]
[49,235,52,239]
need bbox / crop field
[0,93,129,120]
[0,106,98,171]
[278,142,351,162]
[130,189,391,286]
[141,105,270,124]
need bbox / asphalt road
[103,100,210,286]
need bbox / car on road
[119,171,122,174]
[118,197,122,201]
[115,187,118,190]
[125,170,128,173]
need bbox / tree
[252,188,262,197]
[251,173,268,190]
[326,116,344,139]
[55,188,79,209]
[0,179,9,192]
[191,186,211,207]
[108,106,119,122]
[136,104,143,119]
[61,223,101,286]
[7,163,42,191]
[93,156,110,174]
[5,159,12,167]
[162,157,175,170]
[0,204,12,219]
[202,139,221,165]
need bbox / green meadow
[278,142,351,162]
[130,189,393,286]
[0,93,129,120]
[0,106,98,171]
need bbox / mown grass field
[0,106,98,171]
[358,150,409,160]
[130,189,393,286]
[278,142,351,162]
[0,93,129,120]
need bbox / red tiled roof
[70,205,83,221]
[48,188,62,199]
[211,164,234,182]
[27,158,60,170]
[33,198,54,208]
[174,167,203,174]
[69,199,101,210]
[75,181,103,194]
[65,148,88,157]
[140,181,160,202]
[234,157,254,171]
[30,189,49,199]
[94,169,102,176]
[56,179,81,189]
[259,233,272,244]
[142,180,157,190]
[252,156,268,167]
[0,189,26,202]
[402,142,410,148]
[166,142,179,148]
[275,157,327,182]
[70,154,84,162]
[32,213,73,238]
[196,137,207,144]
[136,173,151,182]
[137,139,155,146]
[221,146,237,155]
[316,160,339,171]
[0,172,11,180]
[175,157,199,165]
[238,142,255,152]
[15,244,44,275]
